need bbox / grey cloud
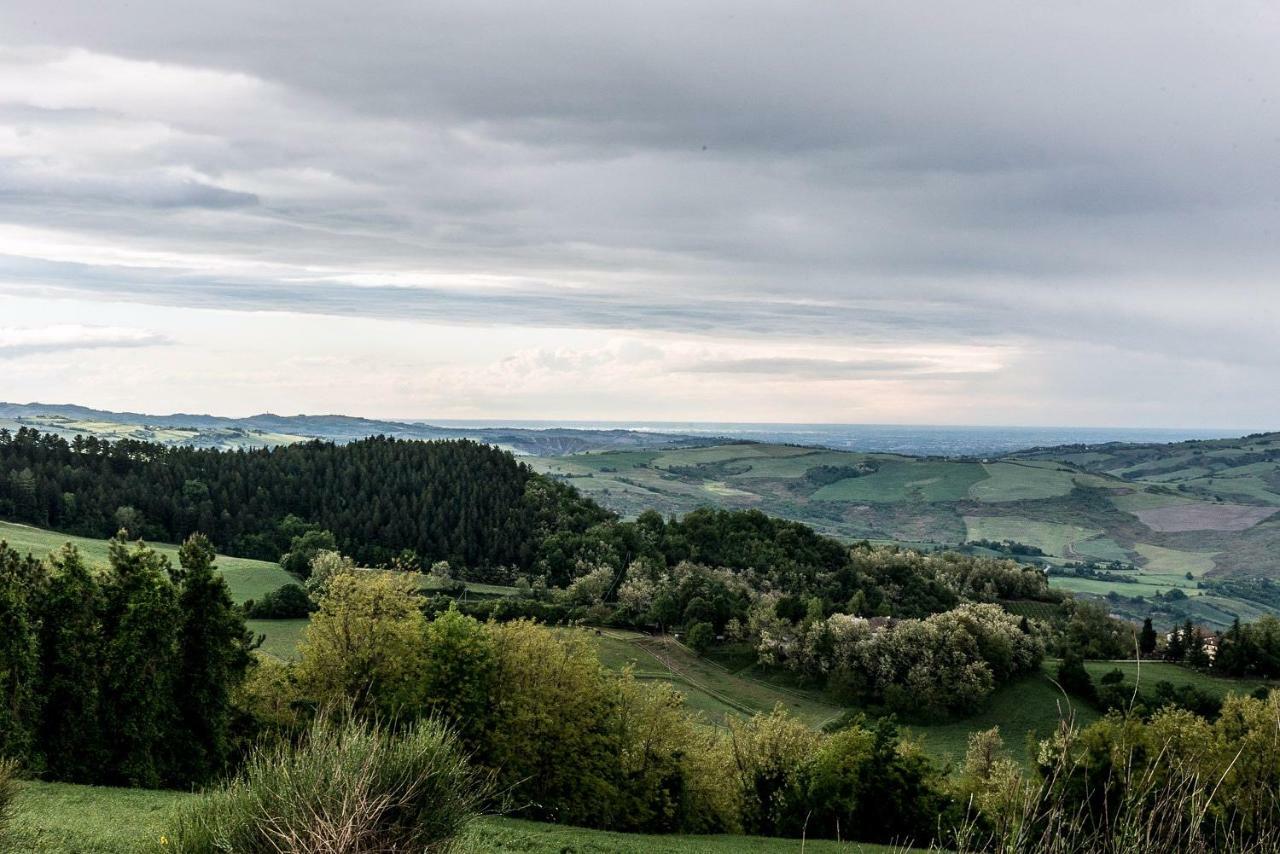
[0,2,1278,422]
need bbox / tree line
[0,427,606,573]
[0,535,251,788]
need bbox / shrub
[244,584,315,619]
[166,712,485,854]
[686,621,715,653]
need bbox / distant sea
[421,420,1246,459]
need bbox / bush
[244,584,315,619]
[686,621,715,653]
[167,712,485,853]
[0,757,16,840]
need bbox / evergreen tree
[1139,617,1158,657]
[99,535,181,787]
[172,534,254,784]
[1166,624,1186,662]
[1216,618,1247,675]
[0,542,40,760]
[34,546,105,781]
[1187,626,1209,668]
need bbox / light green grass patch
[816,461,988,503]
[726,450,868,479]
[1185,475,1280,505]
[1049,575,1200,598]
[969,462,1076,503]
[1109,490,1198,513]
[1133,543,1216,578]
[1071,535,1129,563]
[652,444,802,469]
[247,618,309,661]
[0,521,294,604]
[702,481,760,499]
[963,517,1098,558]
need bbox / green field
[0,521,295,604]
[963,517,1100,556]
[245,618,309,661]
[587,630,842,728]
[583,630,1099,770]
[813,460,988,503]
[5,781,903,854]
[969,461,1077,502]
[907,675,1097,768]
[1075,660,1279,701]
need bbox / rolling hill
[529,436,1280,630]
[0,401,718,456]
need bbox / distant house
[1165,626,1220,662]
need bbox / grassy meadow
[5,781,905,854]
[0,520,294,604]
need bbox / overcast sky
[1,2,1277,427]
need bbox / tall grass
[166,713,487,853]
[945,722,1280,854]
[0,757,17,839]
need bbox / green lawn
[5,781,904,854]
[0,521,295,604]
[907,675,1096,769]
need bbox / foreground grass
[462,816,906,852]
[7,781,186,853]
[7,781,905,853]
[0,520,293,604]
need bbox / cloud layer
[0,3,1277,425]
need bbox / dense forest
[0,427,605,571]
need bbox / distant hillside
[528,437,1280,630]
[0,402,717,456]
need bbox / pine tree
[1166,625,1186,662]
[1139,617,1157,657]
[1187,627,1209,669]
[34,545,106,781]
[0,542,40,761]
[172,534,254,784]
[99,535,181,787]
